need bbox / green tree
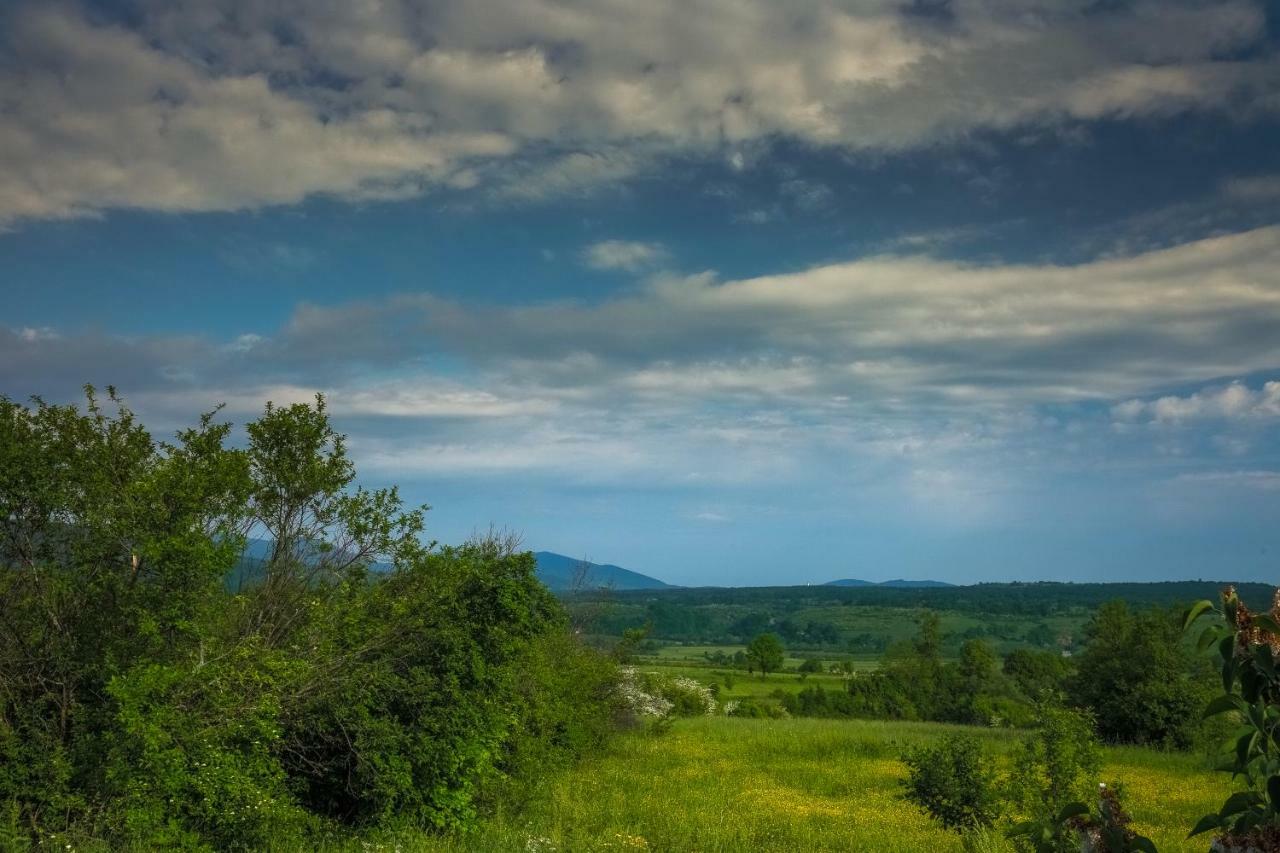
[1003,648,1072,701]
[798,657,824,679]
[1069,600,1212,748]
[746,633,785,678]
[0,389,617,848]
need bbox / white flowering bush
[667,676,717,716]
[616,667,675,731]
[614,669,720,730]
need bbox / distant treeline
[567,581,1275,653]
[573,580,1275,614]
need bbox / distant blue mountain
[826,577,956,588]
[234,541,670,592]
[534,551,672,591]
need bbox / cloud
[295,224,1280,406]
[1,0,1276,225]
[5,226,1280,508]
[1114,379,1280,423]
[1223,175,1280,202]
[580,240,668,272]
[1171,470,1280,491]
[12,224,1280,409]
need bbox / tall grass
[274,717,1231,852]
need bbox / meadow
[330,716,1230,853]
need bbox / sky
[3,0,1280,586]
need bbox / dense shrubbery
[1185,586,1280,848]
[836,614,1043,726]
[901,734,999,831]
[792,601,1218,749]
[0,389,617,849]
[903,706,1154,853]
[1068,600,1216,749]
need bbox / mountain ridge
[533,551,672,591]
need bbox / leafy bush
[1184,586,1280,844]
[723,698,788,719]
[901,734,999,831]
[1069,600,1214,749]
[0,390,618,848]
[1005,705,1102,853]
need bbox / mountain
[231,541,669,592]
[825,578,956,588]
[534,551,672,591]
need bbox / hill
[534,551,672,591]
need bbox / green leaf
[1189,812,1222,837]
[1199,624,1222,652]
[1204,694,1245,719]
[1236,730,1258,768]
[1255,643,1278,679]
[1131,836,1157,853]
[1188,812,1222,838]
[1184,599,1215,630]
[1254,614,1280,635]
[1220,790,1261,818]
[1055,801,1089,823]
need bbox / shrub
[1185,586,1280,844]
[0,390,619,848]
[901,734,999,832]
[1069,600,1213,749]
[1005,705,1102,853]
[724,698,788,719]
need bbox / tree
[798,657,824,679]
[1069,600,1212,748]
[746,632,785,678]
[1003,648,1072,701]
[0,389,618,848]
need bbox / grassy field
[324,717,1230,853]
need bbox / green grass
[307,716,1232,853]
[633,660,868,702]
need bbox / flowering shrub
[615,669,719,727]
[615,667,675,730]
[667,677,718,716]
[1185,586,1280,847]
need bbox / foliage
[798,657,824,677]
[901,734,1000,831]
[745,632,785,677]
[1005,705,1103,853]
[1003,649,1072,702]
[1184,586,1280,844]
[1075,783,1158,853]
[1069,601,1213,749]
[0,389,617,849]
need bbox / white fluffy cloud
[1,0,1275,224]
[1114,380,1280,423]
